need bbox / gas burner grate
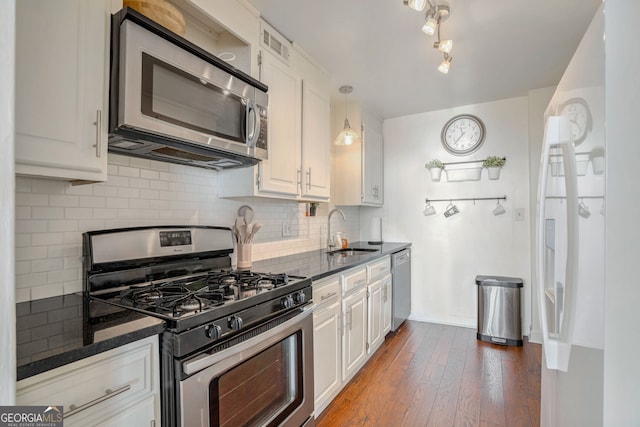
[120,280,225,316]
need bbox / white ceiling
[246,0,601,119]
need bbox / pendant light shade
[335,86,360,146]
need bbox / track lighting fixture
[334,86,360,146]
[403,0,454,74]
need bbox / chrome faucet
[327,208,346,250]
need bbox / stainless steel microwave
[109,8,268,169]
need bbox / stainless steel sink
[326,248,379,256]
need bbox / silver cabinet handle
[306,168,312,190]
[321,292,338,301]
[92,109,102,158]
[65,384,131,418]
[297,169,302,193]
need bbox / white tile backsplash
[15,155,360,302]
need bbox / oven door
[179,306,315,427]
[116,19,268,159]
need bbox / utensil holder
[237,243,252,269]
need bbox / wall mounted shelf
[426,157,507,182]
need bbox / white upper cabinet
[301,80,331,199]
[331,103,384,206]
[219,21,331,201]
[15,0,111,182]
[169,0,260,78]
[362,123,384,204]
[256,49,302,196]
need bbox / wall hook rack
[425,195,507,203]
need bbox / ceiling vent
[260,21,290,64]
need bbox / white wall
[364,96,532,329]
[15,154,360,302]
[603,0,640,424]
[0,0,16,405]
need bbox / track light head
[438,54,452,74]
[434,39,453,54]
[403,0,427,12]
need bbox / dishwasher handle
[392,249,411,265]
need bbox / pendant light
[334,85,359,146]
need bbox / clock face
[559,98,591,145]
[441,114,486,155]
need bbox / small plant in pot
[482,156,506,180]
[425,159,445,181]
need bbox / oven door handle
[183,304,316,376]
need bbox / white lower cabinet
[312,277,341,416]
[342,286,368,382]
[367,278,384,355]
[382,274,393,336]
[313,256,393,417]
[17,335,160,427]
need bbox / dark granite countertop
[251,241,411,282]
[16,293,165,381]
[16,241,409,380]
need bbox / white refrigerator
[536,4,605,426]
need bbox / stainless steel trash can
[475,275,523,346]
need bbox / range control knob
[205,324,222,340]
[281,295,294,309]
[293,291,306,304]
[228,315,244,330]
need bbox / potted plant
[425,159,445,181]
[590,146,605,175]
[482,156,506,180]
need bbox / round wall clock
[559,97,591,146]
[441,114,486,155]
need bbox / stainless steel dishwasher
[391,248,411,331]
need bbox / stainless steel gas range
[83,226,315,427]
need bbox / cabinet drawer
[367,257,391,282]
[341,267,367,295]
[313,276,340,305]
[17,336,158,424]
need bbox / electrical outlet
[282,221,291,237]
[515,208,525,222]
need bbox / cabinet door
[94,395,158,427]
[15,0,109,182]
[367,279,384,355]
[362,122,384,205]
[382,275,393,335]
[18,336,160,426]
[301,80,330,199]
[342,287,368,382]
[313,299,341,415]
[258,51,301,196]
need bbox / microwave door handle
[246,100,260,148]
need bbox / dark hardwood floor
[315,321,541,427]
